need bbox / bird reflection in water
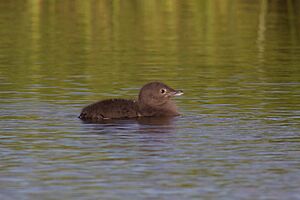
[137,116,175,134]
[80,116,176,134]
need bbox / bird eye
[160,88,166,94]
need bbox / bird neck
[137,100,178,117]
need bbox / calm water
[1,1,300,199]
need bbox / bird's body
[79,99,139,120]
[79,82,183,121]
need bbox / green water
[1,1,300,199]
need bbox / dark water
[1,1,300,199]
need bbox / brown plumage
[79,82,183,121]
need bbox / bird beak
[172,90,184,96]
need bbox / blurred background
[1,0,299,97]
